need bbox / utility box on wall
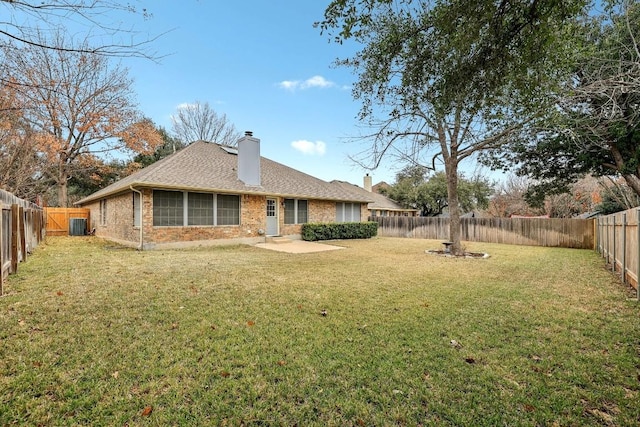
[69,218,87,236]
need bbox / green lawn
[1,236,639,426]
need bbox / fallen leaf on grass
[523,404,535,412]
[56,291,63,296]
[220,371,230,378]
[465,357,476,364]
[32,361,42,368]
[247,321,255,327]
[450,340,462,349]
[141,406,153,416]
[277,360,286,366]
[111,371,119,379]
[18,319,25,326]
[170,323,178,330]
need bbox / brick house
[76,132,371,249]
[332,177,420,217]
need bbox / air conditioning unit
[69,218,87,236]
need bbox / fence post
[605,217,609,264]
[637,209,640,301]
[0,206,4,296]
[622,213,627,285]
[612,216,616,273]
[10,204,19,274]
[19,206,25,263]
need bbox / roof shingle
[77,141,372,205]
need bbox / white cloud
[291,140,327,156]
[278,80,300,91]
[278,75,335,91]
[301,75,335,89]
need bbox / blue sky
[110,1,403,187]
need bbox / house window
[336,202,361,222]
[100,199,107,226]
[133,192,141,227]
[284,199,308,224]
[153,190,240,226]
[188,192,214,226]
[217,194,240,225]
[153,190,184,226]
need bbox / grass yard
[1,236,639,426]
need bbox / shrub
[301,221,378,241]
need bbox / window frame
[336,202,361,223]
[133,192,141,227]
[187,192,214,226]
[152,190,240,227]
[99,199,107,226]
[284,198,308,225]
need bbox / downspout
[130,186,144,251]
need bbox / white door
[266,198,278,236]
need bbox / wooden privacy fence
[372,216,595,249]
[0,189,45,295]
[44,207,90,236]
[596,208,640,300]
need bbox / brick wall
[86,190,367,248]
[144,191,267,245]
[86,191,139,243]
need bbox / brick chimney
[237,131,261,186]
[364,174,373,192]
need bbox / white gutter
[130,186,144,251]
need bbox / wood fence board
[44,208,90,236]
[10,205,18,273]
[372,217,594,249]
[596,208,640,298]
[0,190,45,295]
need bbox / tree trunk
[622,174,640,199]
[57,174,68,207]
[444,157,463,255]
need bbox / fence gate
[45,208,90,236]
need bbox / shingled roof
[76,141,372,205]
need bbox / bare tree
[171,101,241,146]
[0,0,161,59]
[2,32,163,206]
[487,175,545,218]
[0,86,48,201]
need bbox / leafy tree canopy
[383,165,493,216]
[483,0,640,206]
[133,127,186,168]
[318,0,588,254]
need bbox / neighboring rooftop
[331,180,419,214]
[77,141,372,205]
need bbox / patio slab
[254,240,345,253]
